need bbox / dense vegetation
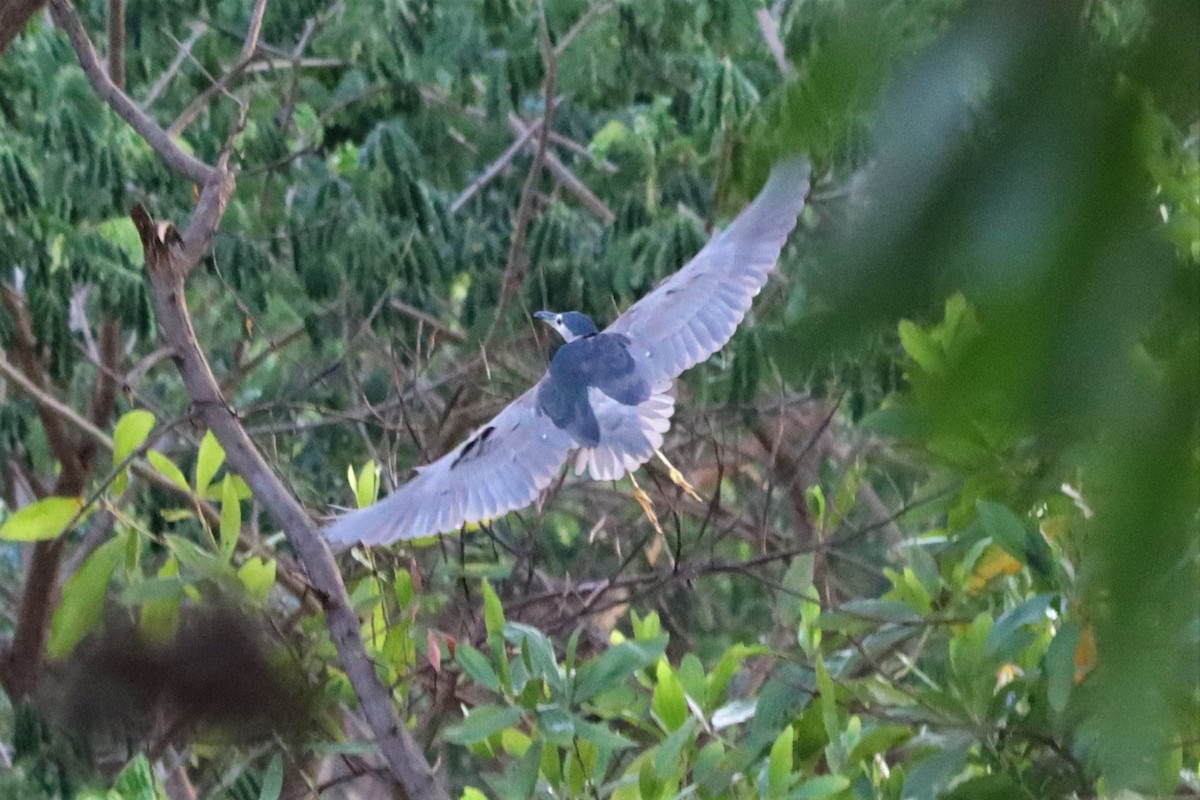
[0,0,1196,798]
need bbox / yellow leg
[654,449,702,502]
[629,471,673,568]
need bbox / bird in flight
[325,157,811,546]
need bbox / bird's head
[535,310,598,342]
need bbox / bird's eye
[556,315,562,324]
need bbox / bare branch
[755,7,793,76]
[239,0,269,61]
[507,112,614,223]
[48,0,217,185]
[106,0,124,87]
[133,199,451,799]
[142,22,205,109]
[554,0,614,57]
[495,1,558,319]
[451,118,543,212]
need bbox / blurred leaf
[48,535,123,659]
[195,429,225,494]
[219,474,241,560]
[0,496,84,541]
[457,644,501,693]
[445,705,523,745]
[258,755,283,800]
[1045,620,1081,714]
[111,409,155,494]
[238,557,276,602]
[147,449,189,491]
[651,659,688,732]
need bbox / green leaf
[574,635,667,702]
[0,496,84,541]
[484,740,542,799]
[356,460,380,509]
[460,789,488,800]
[1045,620,1081,713]
[120,576,186,605]
[767,724,795,798]
[790,775,850,799]
[653,717,697,778]
[238,557,276,602]
[815,656,843,772]
[456,644,501,693]
[259,754,283,800]
[536,704,576,746]
[504,622,562,696]
[444,705,523,745]
[481,578,506,639]
[219,474,241,560]
[899,319,944,374]
[48,536,123,658]
[148,449,189,491]
[950,612,993,679]
[651,659,688,732]
[574,717,637,751]
[985,594,1052,660]
[195,429,226,494]
[138,555,182,645]
[847,723,912,764]
[805,485,827,528]
[903,742,970,800]
[976,500,1029,564]
[111,754,157,800]
[112,409,155,494]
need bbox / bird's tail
[574,383,675,481]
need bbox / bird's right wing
[606,158,811,384]
[325,384,576,546]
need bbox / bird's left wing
[325,384,576,545]
[606,158,811,384]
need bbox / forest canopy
[0,0,1196,798]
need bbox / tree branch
[106,0,124,87]
[134,202,450,800]
[755,7,793,76]
[0,0,45,56]
[48,0,217,186]
[496,2,558,317]
[141,22,205,109]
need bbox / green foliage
[1,0,1195,797]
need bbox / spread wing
[324,384,576,545]
[606,157,811,383]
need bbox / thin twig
[166,0,269,137]
[492,1,559,329]
[106,0,124,88]
[553,0,614,57]
[450,118,544,212]
[142,22,205,109]
[507,112,614,223]
[755,7,793,76]
[48,0,217,185]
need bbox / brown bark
[0,0,45,57]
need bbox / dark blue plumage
[536,322,650,446]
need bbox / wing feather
[325,385,575,545]
[606,158,811,382]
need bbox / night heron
[325,158,811,546]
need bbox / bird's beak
[534,311,554,323]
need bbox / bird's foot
[629,472,673,568]
[655,449,702,502]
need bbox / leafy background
[0,0,1196,798]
